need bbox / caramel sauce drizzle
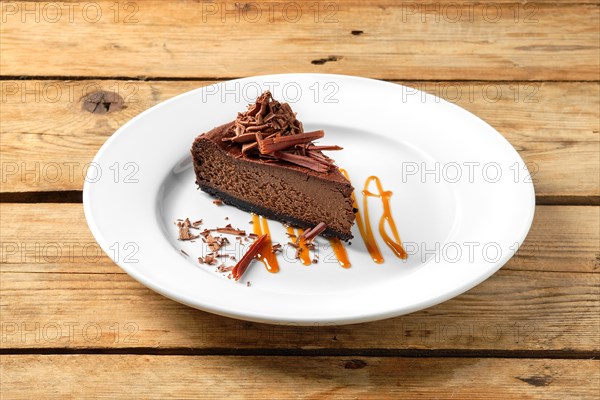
[340,169,383,263]
[329,238,351,268]
[363,176,408,259]
[340,169,407,263]
[286,226,312,265]
[251,214,279,273]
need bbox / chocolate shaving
[306,145,343,151]
[178,218,199,241]
[216,224,246,236]
[258,130,324,154]
[217,264,234,273]
[223,91,340,173]
[224,132,258,143]
[180,249,189,257]
[204,253,217,265]
[206,234,229,252]
[300,222,327,243]
[231,234,267,281]
[212,199,223,205]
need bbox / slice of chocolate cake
[191,92,355,240]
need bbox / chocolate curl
[300,222,327,243]
[306,145,343,151]
[223,132,257,144]
[232,235,268,281]
[258,130,325,154]
[216,224,247,236]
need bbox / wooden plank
[1,356,598,399]
[1,80,598,195]
[1,203,598,351]
[1,2,598,80]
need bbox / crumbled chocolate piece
[206,234,228,252]
[217,264,234,273]
[177,218,199,241]
[213,199,223,205]
[246,281,251,287]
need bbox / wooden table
[1,1,598,398]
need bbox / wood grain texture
[1,2,598,80]
[1,80,598,195]
[1,355,599,399]
[1,203,598,351]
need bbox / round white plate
[83,74,535,325]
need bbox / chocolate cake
[191,92,355,240]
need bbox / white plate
[83,74,535,325]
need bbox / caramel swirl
[363,176,408,259]
[340,170,407,263]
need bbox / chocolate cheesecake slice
[191,92,355,240]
